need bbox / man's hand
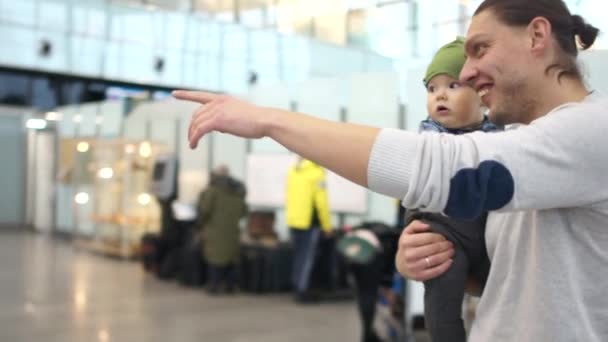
[395,220,454,281]
[172,90,274,149]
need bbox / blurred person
[174,1,608,339]
[337,223,401,342]
[404,37,501,342]
[286,157,332,303]
[196,165,247,294]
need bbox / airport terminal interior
[1,0,607,341]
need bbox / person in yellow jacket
[286,157,332,303]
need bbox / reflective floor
[0,230,359,342]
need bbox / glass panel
[73,3,107,37]
[38,0,68,32]
[70,36,105,76]
[221,58,248,94]
[0,0,36,26]
[0,115,24,224]
[0,24,36,68]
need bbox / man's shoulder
[562,92,608,112]
[530,93,608,128]
[577,92,608,110]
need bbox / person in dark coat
[196,165,248,294]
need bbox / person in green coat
[196,165,248,294]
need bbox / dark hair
[475,0,600,80]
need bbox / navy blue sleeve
[444,161,514,220]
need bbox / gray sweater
[367,93,608,342]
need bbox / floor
[0,230,362,342]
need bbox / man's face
[460,10,539,125]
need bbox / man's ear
[528,16,553,56]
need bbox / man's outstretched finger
[172,90,219,104]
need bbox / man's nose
[460,59,478,86]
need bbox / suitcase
[158,249,181,280]
[141,233,162,274]
[177,238,207,287]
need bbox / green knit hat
[424,37,466,85]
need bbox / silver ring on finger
[425,256,431,268]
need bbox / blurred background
[1,1,607,341]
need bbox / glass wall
[0,0,394,99]
[109,0,608,58]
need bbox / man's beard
[489,78,536,125]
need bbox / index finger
[172,90,219,104]
[403,220,430,234]
[400,231,447,248]
[414,259,453,281]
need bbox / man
[396,2,606,341]
[286,157,332,302]
[174,1,607,340]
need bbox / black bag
[239,245,265,293]
[177,237,206,287]
[141,233,162,274]
[158,248,181,280]
[239,243,292,293]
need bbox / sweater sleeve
[367,98,608,219]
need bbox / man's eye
[475,44,487,56]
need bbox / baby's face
[426,74,483,129]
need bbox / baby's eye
[449,82,461,89]
[427,85,436,93]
